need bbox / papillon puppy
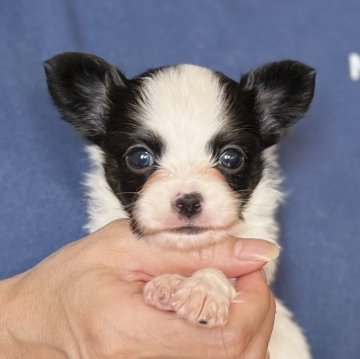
[45,52,315,358]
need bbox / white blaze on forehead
[136,65,227,169]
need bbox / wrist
[0,272,78,359]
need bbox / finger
[105,270,273,359]
[176,270,274,359]
[110,286,271,359]
[241,288,276,359]
[97,220,280,278]
[137,238,279,278]
[223,270,273,348]
[164,270,273,359]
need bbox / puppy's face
[45,53,315,248]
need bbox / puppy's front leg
[144,269,236,327]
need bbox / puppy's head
[44,53,315,248]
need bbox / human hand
[0,219,277,359]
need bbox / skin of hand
[0,219,278,359]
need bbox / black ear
[44,52,126,144]
[240,60,316,147]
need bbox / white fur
[132,166,241,248]
[128,66,243,248]
[83,65,311,358]
[133,65,227,167]
[84,145,128,232]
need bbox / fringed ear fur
[239,60,316,147]
[44,52,126,144]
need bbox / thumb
[95,219,280,279]
[135,236,279,278]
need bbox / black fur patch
[102,78,165,212]
[210,72,264,209]
[239,60,316,147]
[44,52,127,145]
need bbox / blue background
[0,1,359,358]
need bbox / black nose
[174,193,202,218]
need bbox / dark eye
[218,148,245,171]
[125,147,155,173]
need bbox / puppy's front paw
[171,268,236,327]
[144,274,185,311]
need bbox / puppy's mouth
[167,225,209,235]
[134,220,242,249]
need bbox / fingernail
[234,239,280,261]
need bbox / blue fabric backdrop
[0,1,359,358]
